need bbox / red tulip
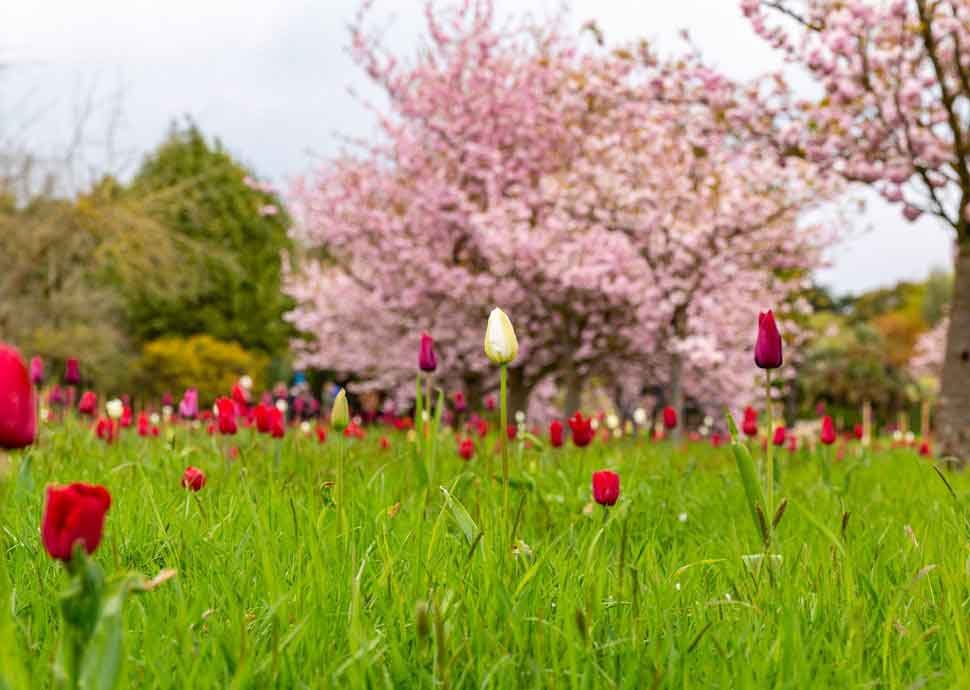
[710,432,724,448]
[0,343,37,449]
[64,358,80,385]
[662,406,677,430]
[507,424,518,440]
[458,437,475,460]
[215,397,237,435]
[919,441,931,457]
[316,426,327,443]
[78,391,97,417]
[41,483,111,561]
[772,426,786,446]
[452,390,466,412]
[95,417,117,443]
[754,310,783,369]
[254,404,271,434]
[742,416,758,438]
[591,470,620,506]
[549,419,564,448]
[820,416,836,445]
[182,466,206,492]
[569,412,594,448]
[343,421,365,439]
[853,424,863,440]
[268,407,285,438]
[29,355,44,386]
[380,436,390,450]
[418,332,437,373]
[137,412,151,437]
[787,435,798,452]
[484,395,496,411]
[119,405,133,428]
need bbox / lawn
[1,420,965,689]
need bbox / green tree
[126,122,294,358]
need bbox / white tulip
[275,399,288,413]
[239,375,253,391]
[633,408,647,426]
[483,307,518,364]
[105,398,123,420]
[514,410,526,424]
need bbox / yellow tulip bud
[484,307,518,365]
[330,388,349,430]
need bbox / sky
[2,0,955,295]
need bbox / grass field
[1,420,967,689]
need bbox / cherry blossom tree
[286,1,835,421]
[741,0,970,457]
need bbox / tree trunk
[938,242,970,462]
[563,365,582,417]
[668,350,684,439]
[507,366,530,422]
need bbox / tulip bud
[0,343,37,449]
[40,483,111,561]
[820,415,836,445]
[64,358,80,385]
[772,426,786,446]
[29,356,44,386]
[754,310,783,369]
[483,307,518,365]
[592,470,620,506]
[330,388,349,430]
[549,419,564,448]
[105,398,124,420]
[633,408,647,426]
[418,332,437,373]
[662,406,677,430]
[182,466,206,492]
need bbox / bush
[135,335,267,404]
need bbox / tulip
[137,412,151,437]
[484,395,496,411]
[268,407,285,438]
[820,416,836,445]
[78,391,97,417]
[569,412,594,448]
[483,307,518,365]
[772,426,786,446]
[754,310,783,369]
[95,417,117,443]
[418,332,438,373]
[710,432,724,448]
[161,392,174,407]
[853,424,863,440]
[179,388,199,420]
[662,406,677,430]
[215,397,237,435]
[591,470,620,506]
[458,437,475,460]
[452,391,467,412]
[316,426,327,443]
[380,436,390,450]
[787,435,798,452]
[549,419,564,448]
[40,483,111,561]
[48,384,65,407]
[64,358,80,385]
[742,416,758,438]
[105,398,123,421]
[29,356,44,386]
[507,424,518,440]
[254,404,272,434]
[330,388,349,430]
[182,466,206,492]
[0,343,37,449]
[919,441,931,457]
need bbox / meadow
[1,418,965,689]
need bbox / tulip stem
[337,435,347,536]
[500,364,509,525]
[764,369,774,544]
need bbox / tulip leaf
[78,579,131,690]
[439,486,479,545]
[725,409,767,544]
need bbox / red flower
[182,466,206,492]
[710,432,724,448]
[254,404,272,434]
[742,406,758,437]
[343,421,365,439]
[268,407,285,438]
[787,435,798,452]
[569,412,594,448]
[919,441,931,457]
[215,397,237,435]
[458,437,475,460]
[483,395,496,411]
[380,436,390,450]
[41,483,111,561]
[29,355,44,386]
[0,343,36,449]
[316,426,327,443]
[754,310,783,369]
[95,417,117,443]
[451,391,466,412]
[853,424,863,440]
[507,424,518,440]
[820,416,836,445]
[549,419,564,448]
[772,426,786,446]
[78,391,97,417]
[418,332,437,373]
[64,358,80,385]
[119,405,133,428]
[662,406,677,430]
[591,470,620,506]
[137,412,151,437]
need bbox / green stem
[500,364,509,526]
[765,369,774,543]
[337,435,347,536]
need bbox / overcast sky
[3,0,955,295]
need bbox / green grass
[2,420,968,689]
